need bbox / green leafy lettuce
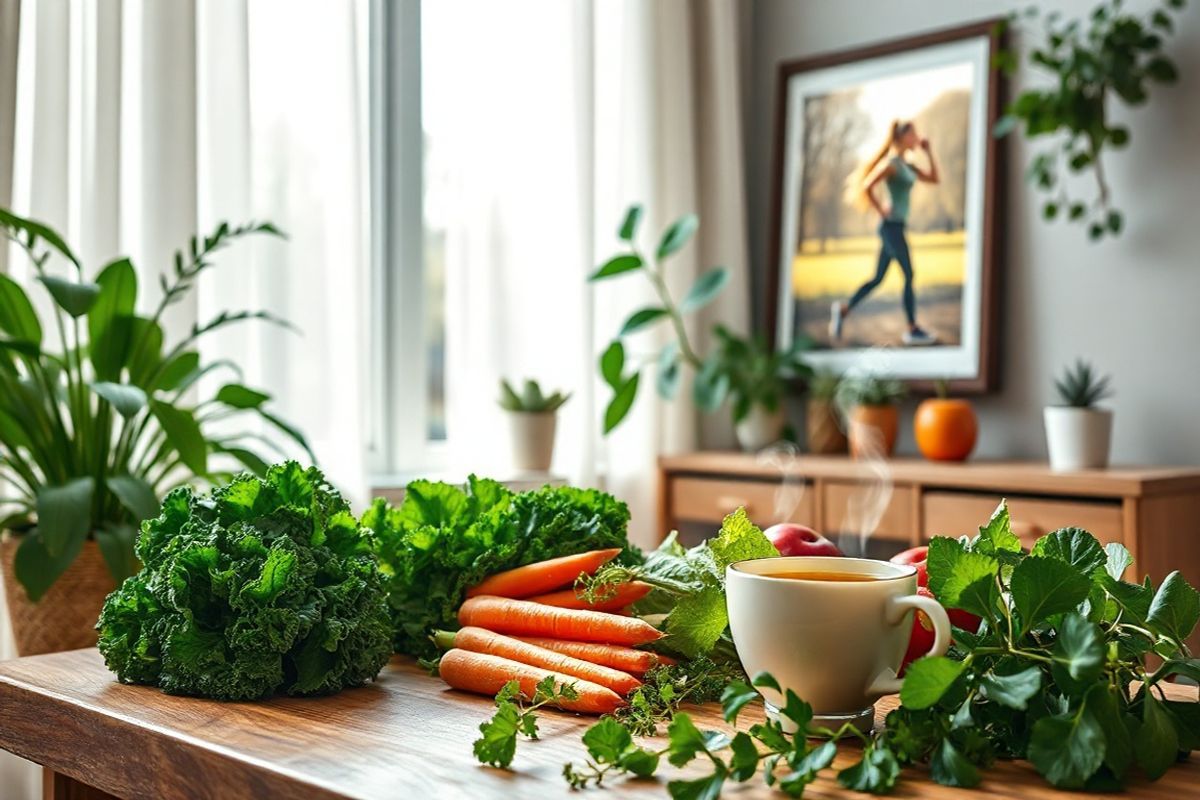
[362,477,631,658]
[96,462,393,701]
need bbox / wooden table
[0,650,1195,799]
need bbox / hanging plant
[993,0,1185,240]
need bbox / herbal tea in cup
[725,556,950,731]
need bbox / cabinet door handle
[716,496,750,515]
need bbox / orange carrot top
[466,548,622,598]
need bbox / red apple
[890,546,929,587]
[899,586,938,675]
[764,523,843,557]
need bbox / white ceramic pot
[734,405,786,452]
[1044,406,1113,471]
[508,411,558,473]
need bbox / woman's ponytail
[846,119,906,212]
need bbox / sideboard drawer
[822,482,915,543]
[923,492,1123,547]
[670,477,815,529]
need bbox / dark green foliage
[497,378,570,413]
[993,0,1184,240]
[363,477,631,658]
[1054,358,1113,407]
[96,463,392,701]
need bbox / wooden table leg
[42,768,119,800]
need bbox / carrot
[527,580,653,612]
[466,548,622,599]
[438,648,625,714]
[450,626,641,695]
[458,595,664,646]
[513,638,677,675]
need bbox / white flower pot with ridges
[1044,406,1112,471]
[508,411,557,472]
[735,405,785,452]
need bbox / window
[367,0,446,473]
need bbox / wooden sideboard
[659,453,1200,633]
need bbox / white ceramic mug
[725,556,951,730]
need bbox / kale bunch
[96,462,393,701]
[362,477,632,659]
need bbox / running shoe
[902,327,938,346]
[829,302,844,341]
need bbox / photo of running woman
[829,119,940,347]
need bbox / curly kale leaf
[365,477,633,659]
[97,462,393,701]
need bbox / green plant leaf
[1027,707,1105,789]
[95,523,139,583]
[600,341,625,388]
[930,738,981,787]
[656,341,681,400]
[937,549,1001,619]
[150,400,208,476]
[35,477,95,557]
[106,475,159,522]
[973,500,1021,554]
[260,410,318,464]
[692,359,729,413]
[212,443,271,476]
[90,381,148,418]
[619,307,668,336]
[1011,556,1092,628]
[127,317,164,388]
[992,114,1018,138]
[1103,542,1132,580]
[155,351,200,392]
[37,276,101,318]
[720,680,759,724]
[216,383,272,409]
[979,666,1041,709]
[838,744,900,793]
[1146,570,1200,645]
[1087,684,1133,779]
[589,254,643,281]
[1032,527,1107,577]
[581,717,633,763]
[656,214,698,261]
[603,374,639,434]
[900,656,967,710]
[679,268,729,314]
[0,208,81,268]
[13,528,85,602]
[1051,613,1104,693]
[88,258,136,379]
[666,713,728,767]
[1135,693,1179,780]
[666,768,726,800]
[728,731,759,782]
[0,273,43,344]
[618,205,644,242]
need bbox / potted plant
[1044,359,1113,471]
[711,326,812,452]
[914,380,978,462]
[838,375,907,458]
[805,369,847,455]
[0,209,312,655]
[499,379,570,472]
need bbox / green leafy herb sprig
[614,658,748,737]
[473,677,581,769]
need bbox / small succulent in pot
[836,375,908,458]
[1045,359,1114,471]
[499,379,569,473]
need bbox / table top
[0,649,1195,799]
[659,452,1200,498]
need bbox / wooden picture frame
[767,20,1005,393]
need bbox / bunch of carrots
[436,548,671,715]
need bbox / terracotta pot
[848,404,899,458]
[0,535,116,656]
[806,399,847,455]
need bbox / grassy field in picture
[792,230,965,299]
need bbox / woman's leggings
[847,220,915,325]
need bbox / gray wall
[745,0,1200,465]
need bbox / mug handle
[867,592,952,697]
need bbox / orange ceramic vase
[848,404,899,458]
[914,398,978,462]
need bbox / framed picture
[768,21,1004,392]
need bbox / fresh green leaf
[619,306,668,336]
[1103,542,1132,580]
[618,205,644,242]
[149,400,208,476]
[1027,707,1105,789]
[1146,570,1200,645]
[1135,693,1179,780]
[90,381,147,418]
[838,744,901,793]
[95,523,138,582]
[1011,556,1092,628]
[1086,684,1134,779]
[590,254,643,281]
[667,767,726,800]
[721,679,759,724]
[600,341,625,388]
[155,351,201,392]
[1032,527,1107,577]
[37,276,100,318]
[930,738,981,787]
[582,717,633,763]
[692,358,729,413]
[728,731,759,781]
[13,528,86,602]
[666,713,728,767]
[216,383,272,409]
[88,258,136,378]
[973,500,1022,554]
[656,214,699,261]
[106,475,160,521]
[656,341,681,400]
[0,273,43,344]
[679,267,729,314]
[936,547,1001,619]
[1051,613,1104,693]
[604,374,639,434]
[980,666,1041,709]
[474,701,521,768]
[36,477,96,557]
[901,656,967,710]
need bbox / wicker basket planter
[0,534,116,656]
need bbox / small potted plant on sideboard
[838,374,907,459]
[499,379,569,473]
[0,209,312,655]
[805,369,847,455]
[1044,359,1113,471]
[712,325,812,452]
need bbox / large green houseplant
[0,208,313,654]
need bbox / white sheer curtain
[434,0,750,546]
[0,1,370,794]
